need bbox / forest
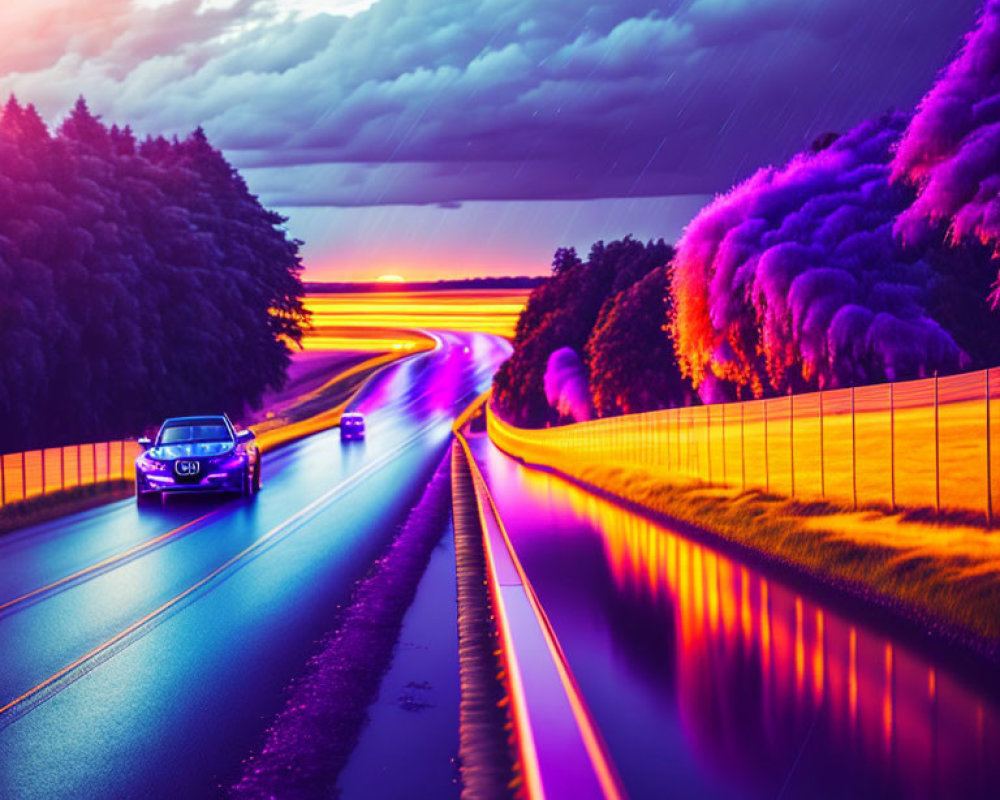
[0,97,308,452]
[495,1,1000,425]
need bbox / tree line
[0,97,308,452]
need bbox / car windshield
[158,421,232,445]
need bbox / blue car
[340,412,366,441]
[135,414,260,505]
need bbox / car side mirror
[138,437,152,450]
[236,430,255,444]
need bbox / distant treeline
[0,97,308,452]
[304,276,546,293]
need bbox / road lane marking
[0,511,221,616]
[0,420,441,721]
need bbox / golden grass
[303,290,530,340]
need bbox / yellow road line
[0,511,219,615]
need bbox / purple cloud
[0,0,982,206]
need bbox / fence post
[789,389,795,498]
[987,370,992,528]
[889,382,896,512]
[934,372,941,514]
[665,411,670,469]
[76,445,81,486]
[687,409,692,475]
[1,453,5,506]
[682,409,687,474]
[60,446,65,491]
[21,451,26,500]
[41,448,46,495]
[106,440,111,480]
[721,403,727,487]
[92,442,97,486]
[706,405,712,486]
[764,400,770,494]
[673,409,678,470]
[851,385,857,511]
[819,387,825,499]
[740,401,746,491]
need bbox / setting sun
[375,274,406,283]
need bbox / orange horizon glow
[302,289,530,342]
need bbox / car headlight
[138,455,169,473]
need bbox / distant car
[135,414,260,505]
[340,412,366,441]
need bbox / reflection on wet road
[469,432,1000,800]
[0,331,510,799]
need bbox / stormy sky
[0,0,982,279]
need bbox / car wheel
[137,489,160,507]
[252,458,261,493]
[242,466,255,498]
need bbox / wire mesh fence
[0,440,140,508]
[488,367,1000,525]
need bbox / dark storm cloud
[0,0,982,205]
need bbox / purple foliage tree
[671,112,969,399]
[892,0,1000,303]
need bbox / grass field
[303,289,530,342]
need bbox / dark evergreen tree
[551,246,581,275]
[586,265,692,416]
[494,236,673,426]
[0,97,309,451]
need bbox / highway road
[467,432,1000,800]
[0,331,510,800]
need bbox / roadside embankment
[0,481,134,537]
[453,402,625,800]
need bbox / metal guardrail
[488,367,1000,524]
[453,423,623,800]
[0,441,140,507]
